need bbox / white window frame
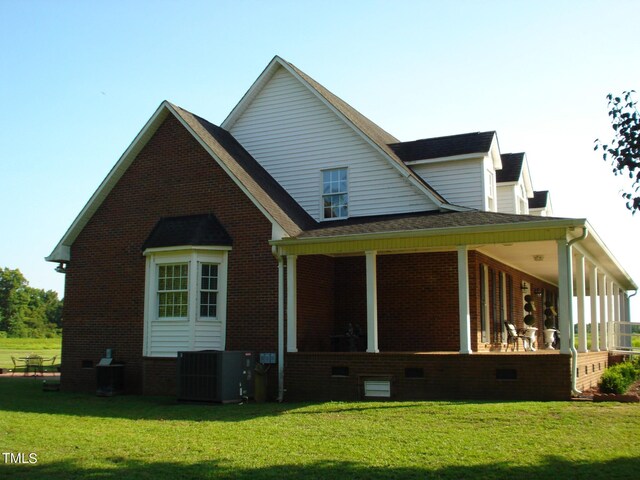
[143,246,230,357]
[485,169,496,212]
[321,167,349,220]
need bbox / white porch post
[599,273,608,351]
[277,256,284,400]
[557,240,573,354]
[607,280,614,350]
[457,245,471,354]
[286,255,298,352]
[588,263,599,352]
[612,283,621,350]
[575,253,587,353]
[365,250,379,353]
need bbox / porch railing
[610,321,640,354]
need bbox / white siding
[229,67,437,220]
[411,159,485,210]
[148,321,190,357]
[194,320,224,351]
[497,185,517,214]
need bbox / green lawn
[0,338,61,372]
[0,378,638,479]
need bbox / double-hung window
[322,168,348,219]
[143,249,229,357]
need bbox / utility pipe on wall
[567,227,588,396]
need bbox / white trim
[458,245,471,354]
[365,250,379,353]
[286,255,298,352]
[221,56,448,210]
[588,262,600,352]
[143,245,233,256]
[405,153,488,166]
[143,247,229,357]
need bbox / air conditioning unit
[177,350,254,403]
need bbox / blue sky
[1,0,639,314]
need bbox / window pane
[157,263,189,318]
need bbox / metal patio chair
[11,356,26,376]
[504,322,525,351]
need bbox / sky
[1,0,639,315]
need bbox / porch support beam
[365,250,379,353]
[575,253,587,353]
[607,280,616,350]
[286,255,298,353]
[588,263,599,352]
[557,240,573,355]
[457,245,471,354]
[277,256,284,401]
[599,273,608,351]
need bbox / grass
[0,378,639,479]
[0,338,61,371]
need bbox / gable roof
[529,190,550,209]
[390,132,496,162]
[497,153,525,183]
[142,214,233,250]
[46,101,316,262]
[222,56,459,210]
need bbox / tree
[595,90,640,213]
[0,267,63,338]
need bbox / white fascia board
[222,56,447,210]
[221,56,281,130]
[575,220,637,290]
[404,153,486,166]
[489,134,502,170]
[166,103,287,235]
[143,245,233,256]
[46,102,173,263]
[272,218,586,246]
[521,154,534,197]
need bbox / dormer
[393,132,502,211]
[496,153,533,214]
[528,190,553,216]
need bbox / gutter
[568,226,589,396]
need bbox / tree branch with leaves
[595,90,640,213]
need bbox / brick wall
[285,352,573,401]
[61,114,279,394]
[575,351,609,392]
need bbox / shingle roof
[170,103,317,235]
[296,209,569,239]
[497,153,525,183]
[388,131,496,162]
[284,60,448,205]
[143,214,232,250]
[529,191,549,209]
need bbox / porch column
[286,255,298,352]
[557,240,573,355]
[588,262,599,352]
[457,245,471,354]
[607,280,616,350]
[598,273,608,351]
[277,256,284,400]
[575,253,587,353]
[613,283,621,350]
[365,250,379,353]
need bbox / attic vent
[363,379,391,398]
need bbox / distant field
[0,338,61,372]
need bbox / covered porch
[271,213,636,401]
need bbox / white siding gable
[411,159,485,210]
[228,67,438,221]
[497,185,517,214]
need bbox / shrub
[599,361,640,394]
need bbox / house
[47,56,637,401]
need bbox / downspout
[568,227,588,396]
[273,247,285,402]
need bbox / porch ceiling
[478,241,559,286]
